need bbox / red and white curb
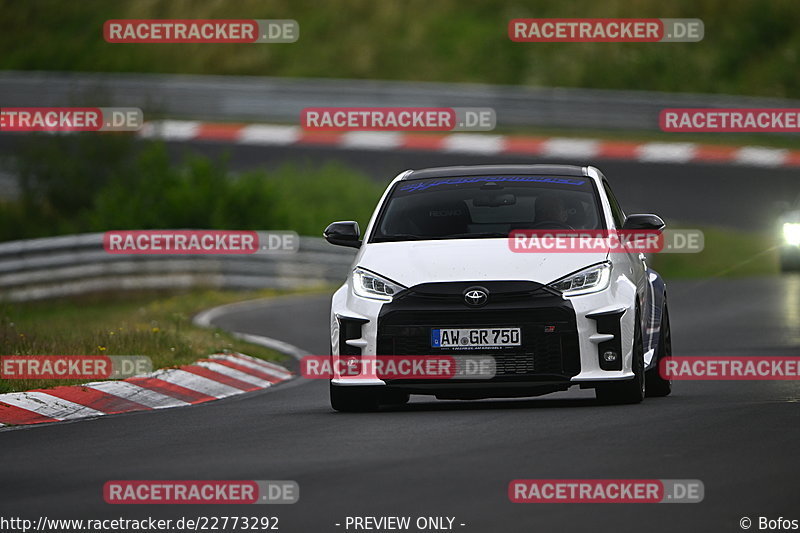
[140,120,800,168]
[0,352,293,427]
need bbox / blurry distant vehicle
[778,195,800,272]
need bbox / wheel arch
[644,266,668,365]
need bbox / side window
[602,181,626,228]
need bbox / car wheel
[330,382,379,412]
[596,307,645,405]
[646,302,672,397]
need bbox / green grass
[0,288,318,394]
[2,0,800,99]
[651,225,779,280]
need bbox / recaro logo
[463,287,489,307]
[429,209,463,217]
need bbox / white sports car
[325,165,672,411]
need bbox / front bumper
[330,274,638,395]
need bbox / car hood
[357,239,609,287]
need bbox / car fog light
[602,351,618,363]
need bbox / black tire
[596,307,645,405]
[330,382,379,412]
[646,303,672,397]
[380,390,410,406]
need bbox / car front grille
[375,282,580,381]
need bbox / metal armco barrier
[0,233,355,301]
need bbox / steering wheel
[528,221,575,230]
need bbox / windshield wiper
[444,232,509,239]
[371,234,430,242]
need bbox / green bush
[0,134,383,240]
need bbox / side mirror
[622,214,665,231]
[323,221,362,248]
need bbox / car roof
[401,165,589,181]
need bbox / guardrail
[3,71,800,132]
[0,233,355,302]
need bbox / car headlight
[548,262,612,297]
[352,267,406,301]
[783,223,800,246]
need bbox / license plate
[431,327,521,348]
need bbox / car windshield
[371,175,604,243]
